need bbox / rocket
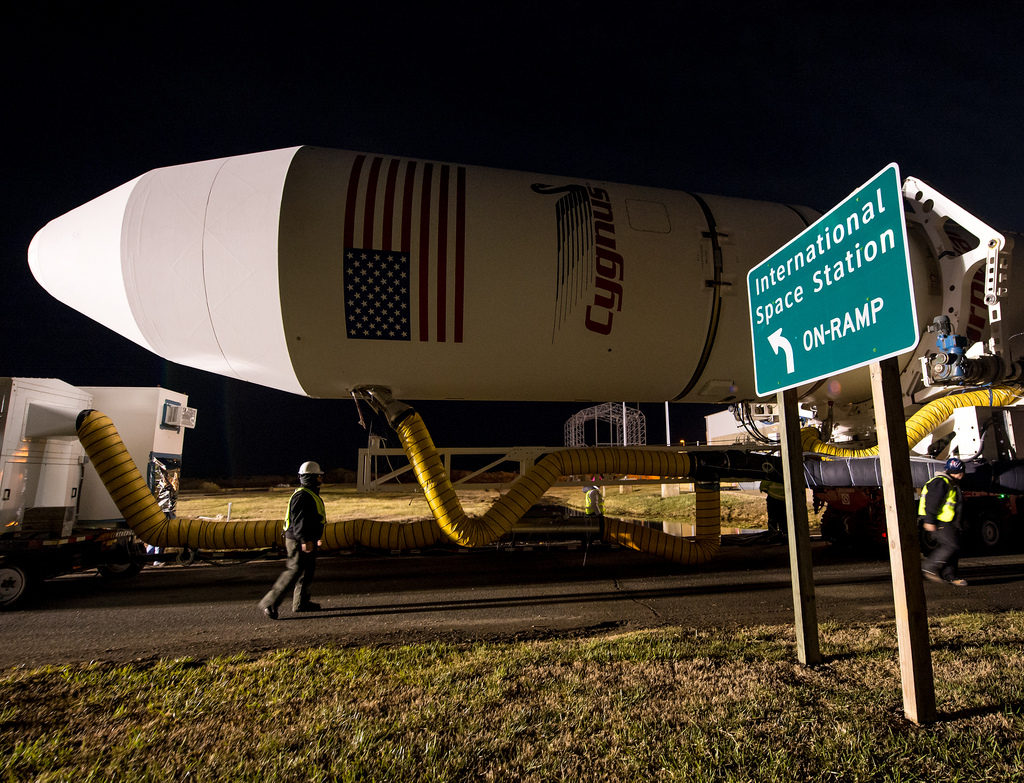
[28,146,944,405]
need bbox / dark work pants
[922,522,961,581]
[765,495,787,534]
[260,538,317,611]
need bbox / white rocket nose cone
[28,176,154,351]
[28,148,306,396]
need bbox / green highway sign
[747,163,918,396]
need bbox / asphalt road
[3,539,1024,668]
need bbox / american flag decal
[344,249,411,340]
[343,155,467,342]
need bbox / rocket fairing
[28,146,940,404]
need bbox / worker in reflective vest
[584,479,605,537]
[584,483,605,516]
[920,457,967,587]
[759,479,787,537]
[259,461,328,618]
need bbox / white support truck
[0,378,196,609]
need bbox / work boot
[922,570,944,584]
[261,605,279,620]
[946,578,968,587]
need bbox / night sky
[5,5,1022,478]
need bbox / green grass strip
[2,613,1021,782]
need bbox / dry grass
[176,485,498,524]
[2,613,1021,781]
[543,485,801,529]
[176,484,785,530]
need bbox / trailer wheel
[820,508,851,546]
[98,561,144,579]
[0,562,31,610]
[97,537,147,579]
[979,517,1002,549]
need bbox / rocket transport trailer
[11,147,1023,605]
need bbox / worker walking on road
[920,457,968,587]
[259,461,327,619]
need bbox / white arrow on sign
[768,328,795,374]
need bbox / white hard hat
[298,461,324,475]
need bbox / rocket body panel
[123,156,235,377]
[277,147,815,401]
[202,148,304,394]
[122,147,304,394]
[29,146,948,406]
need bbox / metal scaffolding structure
[564,402,647,448]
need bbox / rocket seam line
[672,193,724,401]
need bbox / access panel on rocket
[27,146,941,404]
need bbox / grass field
[2,614,1021,781]
[175,483,798,531]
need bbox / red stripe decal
[401,161,416,255]
[343,154,366,249]
[437,165,450,343]
[455,166,466,343]
[363,157,383,246]
[381,159,400,252]
[419,163,433,341]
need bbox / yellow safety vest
[918,475,958,523]
[284,487,326,530]
[760,480,786,501]
[584,487,605,516]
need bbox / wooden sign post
[870,357,936,723]
[779,386,821,666]
[748,167,934,720]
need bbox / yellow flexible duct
[393,411,721,564]
[76,410,440,551]
[604,483,721,565]
[801,386,1023,458]
[78,408,718,564]
[77,380,1024,564]
[78,410,285,549]
[77,410,184,544]
[321,516,441,550]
